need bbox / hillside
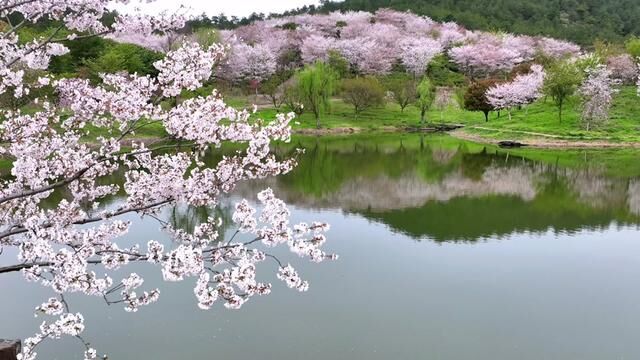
[314,0,640,45]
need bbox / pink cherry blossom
[607,54,638,84]
[579,65,620,130]
[486,64,546,120]
[449,43,524,78]
[399,37,443,76]
[0,3,335,360]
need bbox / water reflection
[32,133,640,242]
[3,134,640,360]
[235,135,640,241]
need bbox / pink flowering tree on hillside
[0,2,334,360]
[334,37,394,75]
[301,34,335,64]
[579,65,620,130]
[225,40,278,94]
[485,64,546,120]
[449,43,524,79]
[606,54,638,85]
[399,37,443,77]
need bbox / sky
[112,0,324,17]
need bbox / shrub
[341,76,386,119]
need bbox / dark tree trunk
[0,340,20,360]
[558,101,563,124]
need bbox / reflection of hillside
[28,134,639,243]
[360,195,637,242]
[629,180,640,216]
[237,166,538,211]
[232,136,640,242]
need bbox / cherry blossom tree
[399,37,443,76]
[637,63,640,97]
[449,43,523,78]
[221,9,580,82]
[106,32,178,53]
[301,34,335,64]
[606,54,638,85]
[435,22,468,47]
[579,65,620,130]
[0,2,334,360]
[536,38,581,59]
[334,37,394,75]
[373,9,435,35]
[225,40,278,91]
[486,65,546,120]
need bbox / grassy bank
[227,85,640,146]
[63,84,640,147]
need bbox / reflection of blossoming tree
[628,180,640,216]
[0,2,334,360]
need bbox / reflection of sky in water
[2,135,640,360]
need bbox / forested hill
[311,0,640,45]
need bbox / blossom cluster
[206,9,581,80]
[579,65,620,130]
[0,2,334,360]
[485,64,546,119]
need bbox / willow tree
[296,62,337,128]
[415,77,435,125]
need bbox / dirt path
[467,126,568,139]
[293,127,364,135]
[450,128,640,149]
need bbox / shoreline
[448,129,640,149]
[95,128,640,150]
[292,126,640,149]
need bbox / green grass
[232,86,640,143]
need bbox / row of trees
[45,8,637,133]
[205,9,635,132]
[317,0,640,45]
[259,47,634,131]
[463,56,624,130]
[259,62,440,128]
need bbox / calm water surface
[2,134,640,360]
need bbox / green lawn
[48,84,640,145]
[228,86,640,143]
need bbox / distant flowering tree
[579,65,620,130]
[399,37,443,77]
[449,43,523,78]
[0,2,334,360]
[536,38,581,59]
[637,63,640,97]
[334,37,394,75]
[226,41,278,89]
[606,54,638,85]
[486,64,546,120]
[436,22,468,47]
[221,10,580,82]
[106,31,179,53]
[300,34,335,64]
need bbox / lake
[2,133,640,360]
